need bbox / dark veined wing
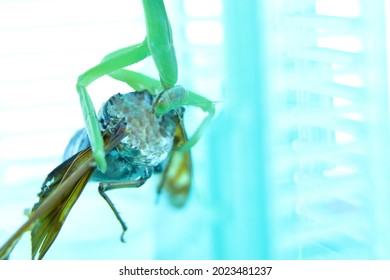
[30,147,96,259]
[0,148,95,260]
[157,118,192,207]
[0,123,127,260]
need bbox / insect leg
[76,42,150,173]
[154,87,216,151]
[102,67,162,96]
[142,0,178,89]
[177,90,216,151]
[100,0,178,93]
[98,179,146,242]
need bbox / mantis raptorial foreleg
[154,86,216,151]
[141,0,178,89]
[101,63,162,95]
[76,43,150,172]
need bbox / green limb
[100,50,163,95]
[142,0,178,89]
[152,85,215,151]
[101,43,159,93]
[77,86,106,172]
[106,70,161,95]
[76,42,150,172]
[77,42,150,87]
[177,90,215,151]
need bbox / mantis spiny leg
[142,0,178,89]
[154,86,216,151]
[76,42,150,172]
[141,0,214,148]
[101,0,177,92]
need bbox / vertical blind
[212,0,390,259]
[269,0,390,259]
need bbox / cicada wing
[0,119,128,260]
[0,149,95,260]
[31,147,96,260]
[34,152,80,205]
[157,121,192,207]
[0,154,74,259]
[29,123,127,259]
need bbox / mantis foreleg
[76,43,150,172]
[155,86,216,151]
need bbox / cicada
[0,90,192,259]
[0,0,214,259]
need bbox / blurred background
[0,0,390,259]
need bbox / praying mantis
[0,0,214,259]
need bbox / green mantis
[77,0,215,173]
[0,0,214,259]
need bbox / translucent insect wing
[158,121,192,207]
[29,123,127,259]
[31,147,96,259]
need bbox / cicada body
[0,91,192,260]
